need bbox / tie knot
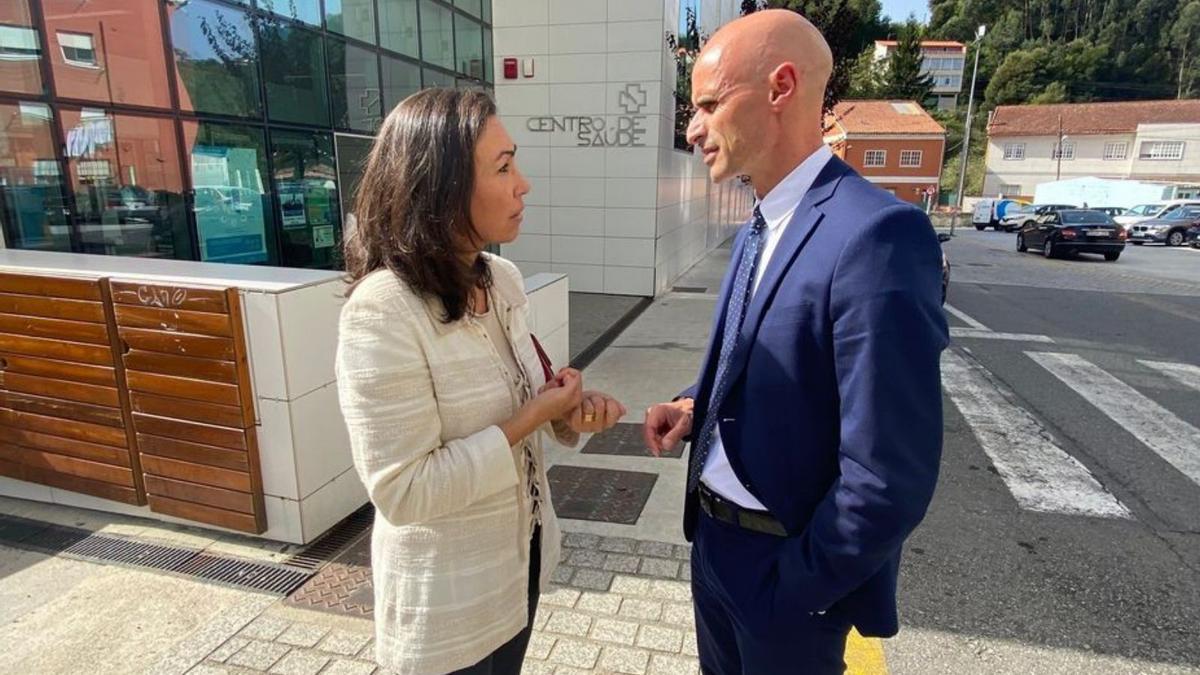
[752,206,767,233]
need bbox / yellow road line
[846,628,888,675]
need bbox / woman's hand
[530,368,584,423]
[564,391,626,434]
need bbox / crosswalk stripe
[941,351,1132,519]
[1029,352,1200,488]
[951,328,1055,343]
[1138,360,1200,393]
[944,304,989,330]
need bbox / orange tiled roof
[824,100,947,136]
[988,99,1200,137]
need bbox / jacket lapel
[716,158,851,399]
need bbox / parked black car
[1016,209,1126,261]
[937,232,951,304]
[1188,223,1200,248]
[1126,205,1200,246]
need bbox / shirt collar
[756,145,834,232]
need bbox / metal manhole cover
[580,422,682,458]
[548,466,658,525]
[285,562,374,617]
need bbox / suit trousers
[691,510,851,675]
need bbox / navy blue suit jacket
[681,156,949,637]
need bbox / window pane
[170,0,262,118]
[420,0,454,70]
[184,121,274,264]
[0,102,71,252]
[328,37,382,132]
[335,134,373,229]
[483,27,492,82]
[260,20,330,126]
[423,67,454,89]
[43,0,172,109]
[59,108,190,259]
[271,129,341,269]
[455,0,483,18]
[381,54,421,111]
[379,0,419,58]
[326,0,377,44]
[0,1,45,95]
[257,0,321,27]
[482,0,491,24]
[454,14,483,79]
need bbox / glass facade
[0,0,493,270]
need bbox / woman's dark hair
[343,88,496,322]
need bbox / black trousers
[449,527,542,675]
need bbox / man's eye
[500,163,510,173]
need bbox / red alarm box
[503,58,518,79]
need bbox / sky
[880,0,930,23]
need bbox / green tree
[846,47,885,98]
[1171,1,1200,98]
[882,19,934,101]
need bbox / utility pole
[953,25,985,235]
[1055,113,1065,181]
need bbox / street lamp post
[953,24,986,235]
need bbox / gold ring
[583,412,596,422]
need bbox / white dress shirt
[700,144,834,510]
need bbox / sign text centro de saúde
[525,83,650,147]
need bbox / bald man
[643,10,949,674]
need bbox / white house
[982,100,1200,199]
[873,40,966,111]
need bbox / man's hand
[643,399,694,456]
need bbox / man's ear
[768,62,800,106]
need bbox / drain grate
[671,286,708,294]
[0,513,312,596]
[284,504,374,571]
[176,554,313,595]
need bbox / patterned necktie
[687,206,768,493]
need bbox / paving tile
[562,532,601,549]
[547,638,602,669]
[551,564,576,585]
[276,623,330,648]
[647,654,701,675]
[269,650,331,675]
[636,541,676,559]
[322,658,378,675]
[239,616,291,641]
[618,598,663,621]
[679,565,692,582]
[532,608,550,631]
[228,640,291,670]
[673,545,692,561]
[188,665,232,675]
[544,610,593,637]
[571,568,614,591]
[566,549,607,569]
[637,625,684,653]
[639,558,680,579]
[317,630,372,656]
[208,637,250,663]
[590,617,640,646]
[598,646,653,675]
[527,632,557,659]
[610,575,651,596]
[681,631,698,657]
[541,587,581,608]
[660,603,695,628]
[602,553,641,573]
[576,591,623,615]
[599,537,639,554]
[552,668,592,675]
[647,580,692,603]
[519,661,556,675]
[356,638,376,659]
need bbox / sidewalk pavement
[0,242,887,675]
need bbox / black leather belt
[698,483,788,537]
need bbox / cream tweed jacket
[335,254,571,675]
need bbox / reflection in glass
[0,1,44,95]
[0,103,71,252]
[454,15,483,80]
[328,37,381,132]
[423,68,454,89]
[420,1,454,70]
[482,0,491,24]
[326,0,377,45]
[43,0,172,109]
[261,20,330,126]
[258,0,321,27]
[270,129,341,269]
[379,0,419,58]
[58,108,190,259]
[335,134,372,230]
[183,121,274,264]
[483,27,493,82]
[169,0,262,118]
[381,54,420,112]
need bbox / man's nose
[685,112,704,148]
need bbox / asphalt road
[887,229,1200,674]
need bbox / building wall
[1129,123,1200,182]
[836,135,944,205]
[984,133,1137,197]
[494,0,751,296]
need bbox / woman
[336,88,626,675]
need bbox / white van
[1114,199,1200,226]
